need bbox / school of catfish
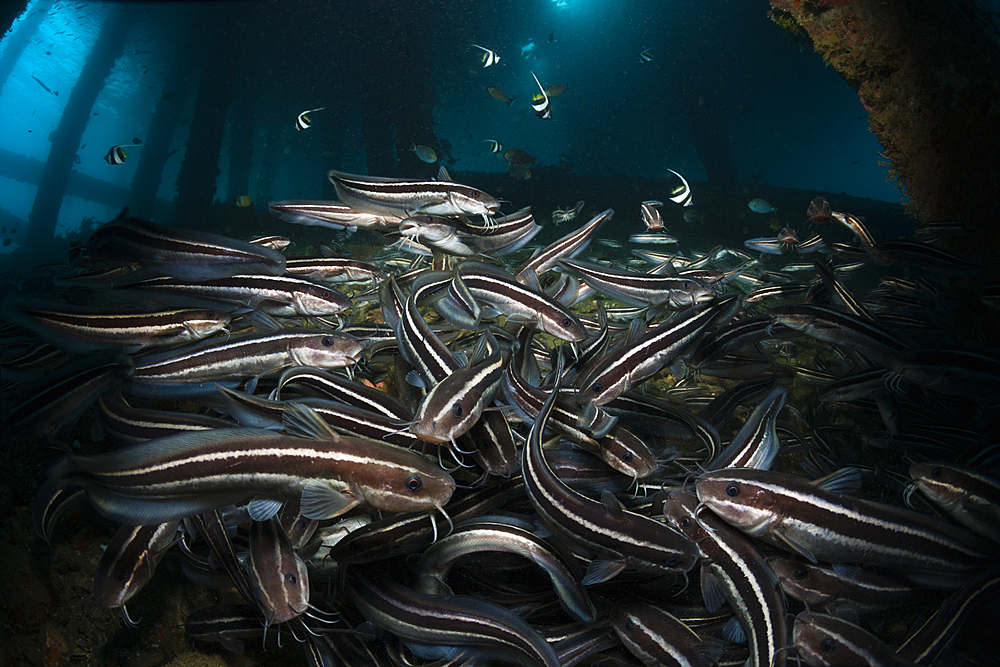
[2,164,999,667]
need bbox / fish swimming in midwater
[507,164,532,180]
[503,148,536,165]
[748,198,777,214]
[235,195,252,208]
[410,143,438,163]
[521,41,535,57]
[104,143,142,165]
[483,139,503,153]
[807,195,832,223]
[471,44,500,67]
[639,48,654,63]
[31,74,57,95]
[544,84,569,98]
[486,86,516,105]
[295,106,325,131]
[666,169,693,206]
[530,71,551,119]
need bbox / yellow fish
[236,195,252,208]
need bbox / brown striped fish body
[40,419,454,526]
[610,601,723,667]
[246,517,309,626]
[794,611,918,667]
[92,521,180,616]
[696,468,994,588]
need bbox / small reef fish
[544,84,569,98]
[507,164,531,180]
[521,41,535,57]
[639,48,654,63]
[748,198,777,214]
[235,195,252,208]
[530,71,552,119]
[471,44,500,67]
[295,106,325,131]
[552,200,585,226]
[683,208,702,224]
[483,139,503,153]
[666,168,693,206]
[503,148,536,165]
[486,86,516,105]
[104,144,138,165]
[410,143,438,164]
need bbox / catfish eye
[725,483,740,497]
[322,336,334,346]
[622,451,633,463]
[452,402,463,418]
[406,476,423,491]
[206,310,215,318]
[931,466,942,478]
[286,573,298,585]
[794,567,809,580]
[591,382,602,394]
[623,621,634,633]
[322,290,332,298]
[470,190,481,198]
[680,517,692,529]
[820,639,835,653]
[561,317,571,327]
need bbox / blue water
[0,0,901,255]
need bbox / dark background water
[0,0,906,258]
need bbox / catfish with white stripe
[471,206,542,257]
[329,170,500,224]
[696,467,995,588]
[33,404,455,526]
[113,273,352,317]
[409,341,509,445]
[81,209,286,280]
[97,389,233,446]
[346,566,561,667]
[412,517,597,625]
[267,199,401,233]
[521,351,699,585]
[705,385,787,471]
[769,558,916,616]
[663,489,787,667]
[455,260,588,342]
[127,328,363,398]
[768,304,908,368]
[283,256,385,284]
[560,257,715,309]
[908,462,1000,541]
[245,516,309,627]
[575,297,731,406]
[2,299,230,353]
[793,611,918,667]
[610,601,724,667]
[91,520,180,626]
[514,207,613,282]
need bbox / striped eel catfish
[610,601,724,667]
[127,328,363,398]
[696,467,995,588]
[663,489,787,667]
[346,566,561,667]
[575,297,732,406]
[82,209,286,280]
[769,558,916,616]
[91,520,180,625]
[32,404,455,527]
[514,207,613,282]
[455,260,589,342]
[793,611,918,667]
[521,352,699,585]
[2,299,230,353]
[558,257,716,308]
[246,516,310,627]
[705,385,787,471]
[267,199,401,232]
[411,517,598,625]
[329,170,500,224]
